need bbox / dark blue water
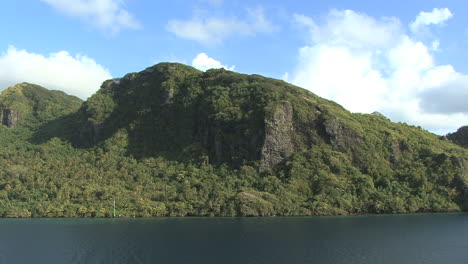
[0,213,467,264]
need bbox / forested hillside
[448,126,468,148]
[0,63,466,217]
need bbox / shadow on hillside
[30,112,82,145]
[30,67,278,168]
[78,83,264,167]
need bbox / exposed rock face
[324,118,362,152]
[1,109,19,128]
[160,82,174,104]
[260,103,295,171]
[390,140,410,163]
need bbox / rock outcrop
[69,63,467,185]
[160,81,174,104]
[323,118,362,153]
[390,139,410,163]
[1,109,19,128]
[260,103,295,171]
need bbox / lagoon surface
[0,213,467,264]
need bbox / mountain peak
[2,82,44,94]
[0,82,82,128]
[78,62,330,168]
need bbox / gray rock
[324,118,362,152]
[160,86,174,104]
[390,140,410,163]
[260,102,295,171]
[1,109,19,128]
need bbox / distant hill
[0,83,82,128]
[0,63,466,218]
[447,126,468,148]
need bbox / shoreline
[1,210,466,219]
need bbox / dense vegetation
[0,64,467,217]
[447,126,468,148]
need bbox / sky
[1,0,468,135]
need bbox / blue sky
[1,0,468,134]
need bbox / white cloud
[167,17,250,46]
[0,46,112,99]
[247,7,278,34]
[293,13,316,29]
[410,8,453,33]
[431,40,440,51]
[299,10,402,50]
[192,53,235,71]
[41,0,140,34]
[420,74,468,114]
[293,44,388,113]
[289,9,468,134]
[167,7,278,45]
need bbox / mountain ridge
[0,82,82,128]
[0,63,466,217]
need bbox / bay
[0,213,467,264]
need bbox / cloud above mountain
[286,8,468,134]
[0,46,111,99]
[167,7,278,45]
[191,53,235,71]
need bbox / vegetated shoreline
[1,209,466,219]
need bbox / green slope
[0,83,83,143]
[0,83,82,128]
[0,63,466,217]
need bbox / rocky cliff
[260,103,295,170]
[0,63,467,217]
[0,109,19,128]
[74,64,468,177]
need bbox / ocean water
[0,213,467,264]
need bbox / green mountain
[0,82,82,128]
[0,83,83,144]
[0,63,467,217]
[447,126,468,148]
